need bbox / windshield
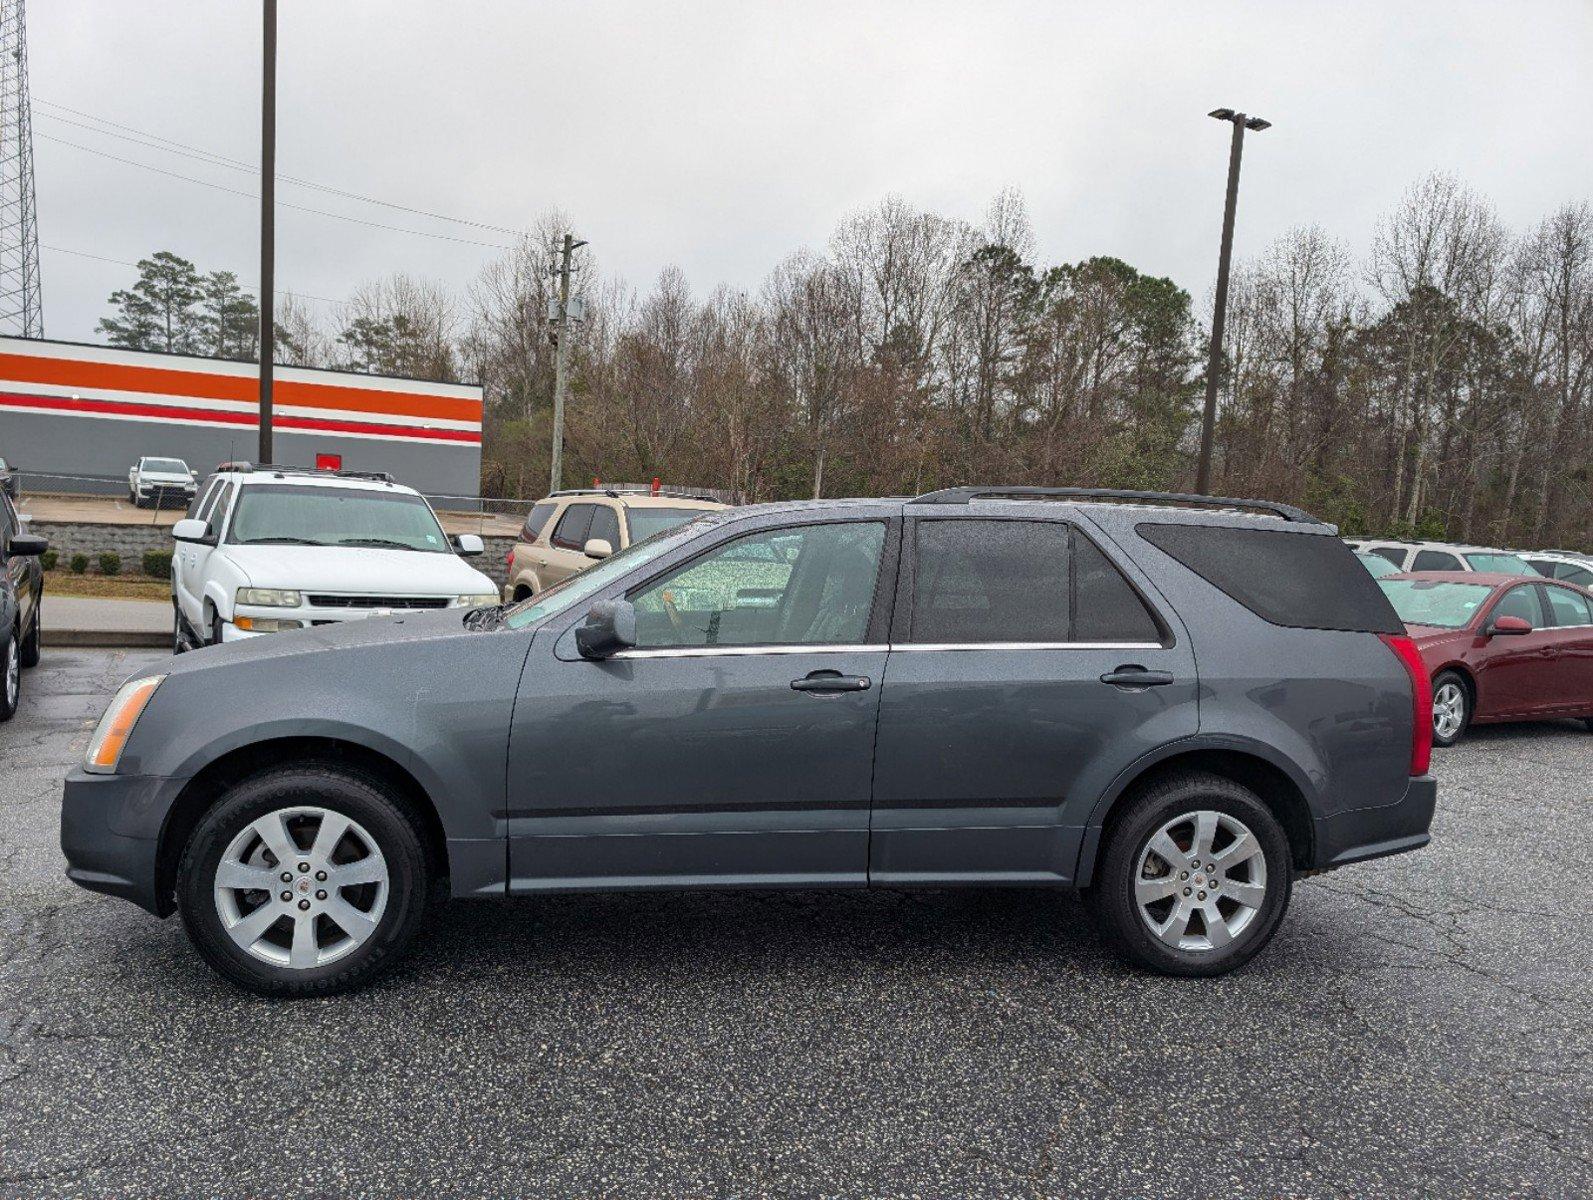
[503,516,716,630]
[1379,578,1495,629]
[625,506,706,542]
[1462,552,1535,575]
[227,484,450,551]
[143,458,189,474]
[1355,552,1398,577]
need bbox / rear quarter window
[1136,522,1403,634]
[521,501,557,542]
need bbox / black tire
[1430,669,1470,748]
[172,603,187,655]
[175,765,431,997]
[0,625,18,722]
[210,611,224,647]
[18,597,40,668]
[1091,771,1292,977]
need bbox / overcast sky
[31,0,1593,343]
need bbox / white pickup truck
[128,457,198,509]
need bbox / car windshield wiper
[336,538,425,551]
[238,536,328,546]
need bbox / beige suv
[503,488,728,601]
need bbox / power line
[34,97,524,237]
[37,132,515,250]
[41,242,339,305]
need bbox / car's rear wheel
[18,598,40,668]
[0,626,18,721]
[176,766,430,997]
[1431,671,1469,747]
[1092,772,1292,977]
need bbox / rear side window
[1136,522,1403,634]
[1543,585,1593,627]
[908,520,1161,644]
[551,504,595,550]
[1412,549,1462,571]
[1553,562,1593,588]
[1370,547,1406,566]
[522,501,557,542]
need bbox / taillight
[506,548,515,569]
[1378,633,1432,776]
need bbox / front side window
[0,493,17,541]
[1490,585,1543,626]
[1542,585,1593,627]
[187,478,219,520]
[630,522,885,649]
[1371,547,1407,566]
[588,505,621,550]
[1412,549,1462,571]
[227,485,448,551]
[1378,579,1495,630]
[1552,562,1593,588]
[551,504,595,551]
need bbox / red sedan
[1378,571,1593,746]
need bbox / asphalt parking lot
[2,649,1589,1198]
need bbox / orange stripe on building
[0,352,482,425]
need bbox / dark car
[1379,571,1593,746]
[1,488,47,721]
[0,455,17,498]
[61,486,1436,997]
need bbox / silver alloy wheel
[4,632,17,708]
[1134,810,1267,952]
[213,806,389,970]
[1433,681,1465,741]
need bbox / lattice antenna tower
[0,0,41,336]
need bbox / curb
[43,629,170,649]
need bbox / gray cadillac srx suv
[61,487,1436,996]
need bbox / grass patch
[43,572,171,601]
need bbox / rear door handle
[791,670,872,693]
[1100,667,1175,688]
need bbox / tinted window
[187,478,219,520]
[627,507,705,543]
[1542,585,1593,627]
[1140,522,1403,634]
[208,483,236,534]
[631,522,885,648]
[588,505,621,550]
[0,493,16,540]
[1371,547,1407,566]
[1412,549,1462,571]
[1552,562,1593,588]
[1526,558,1556,578]
[1490,585,1542,626]
[521,501,557,542]
[1073,534,1162,643]
[912,520,1070,643]
[551,504,595,550]
[195,479,225,522]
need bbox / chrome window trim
[612,641,1163,659]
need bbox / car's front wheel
[1091,772,1292,977]
[0,625,19,721]
[176,766,431,997]
[1431,670,1470,748]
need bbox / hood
[166,604,494,675]
[219,544,496,595]
[1405,623,1474,657]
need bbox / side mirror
[575,599,636,660]
[172,518,212,544]
[584,537,614,560]
[453,533,484,556]
[1488,614,1532,636]
[6,533,46,557]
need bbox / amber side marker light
[84,675,165,774]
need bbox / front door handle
[791,670,872,693]
[1100,666,1175,688]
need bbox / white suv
[171,465,499,650]
[129,456,198,509]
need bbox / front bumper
[223,598,461,640]
[60,766,182,916]
[1315,774,1437,870]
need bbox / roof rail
[549,485,721,503]
[209,461,395,485]
[907,486,1324,524]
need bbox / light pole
[1194,107,1269,495]
[547,233,587,494]
[257,0,277,464]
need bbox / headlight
[236,588,301,607]
[84,675,165,774]
[451,593,500,607]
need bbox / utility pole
[547,232,587,493]
[257,0,277,464]
[1195,107,1269,495]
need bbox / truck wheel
[1090,771,1292,977]
[175,765,431,997]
